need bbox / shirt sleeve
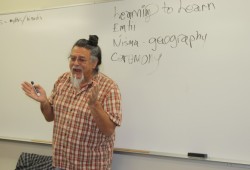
[103,84,122,126]
[48,72,69,106]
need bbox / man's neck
[80,72,97,88]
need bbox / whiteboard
[0,0,250,164]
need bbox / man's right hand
[21,81,47,103]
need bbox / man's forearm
[40,99,54,122]
[89,102,116,136]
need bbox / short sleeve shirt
[49,72,122,170]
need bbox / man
[21,35,122,170]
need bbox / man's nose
[73,58,80,65]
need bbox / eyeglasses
[68,56,89,64]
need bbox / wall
[0,0,250,170]
[0,139,249,170]
[0,0,114,14]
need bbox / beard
[70,67,84,90]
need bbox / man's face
[69,46,97,81]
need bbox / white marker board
[0,0,250,164]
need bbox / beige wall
[0,0,115,14]
[0,1,250,170]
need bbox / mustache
[71,66,83,72]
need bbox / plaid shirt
[49,72,122,170]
